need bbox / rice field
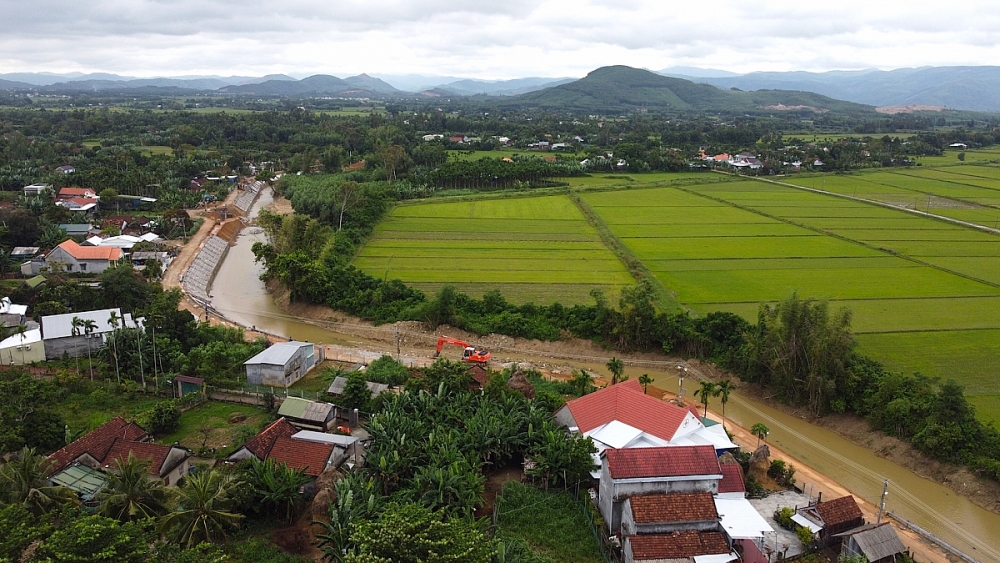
[354,195,635,304]
[358,165,1000,424]
[583,176,1000,424]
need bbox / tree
[342,370,372,411]
[142,400,180,435]
[571,370,593,396]
[344,502,497,563]
[694,380,719,418]
[316,473,384,563]
[335,181,360,231]
[0,447,78,514]
[142,258,163,281]
[159,470,243,547]
[240,457,309,523]
[638,374,653,394]
[108,310,122,384]
[606,356,624,385]
[525,428,597,488]
[717,379,734,428]
[33,514,151,563]
[83,318,98,380]
[751,423,770,448]
[97,453,172,521]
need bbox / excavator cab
[435,335,491,364]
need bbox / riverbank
[179,186,999,561]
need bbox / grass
[159,401,271,452]
[494,481,604,563]
[54,384,162,436]
[354,194,635,304]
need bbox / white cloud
[1,0,999,77]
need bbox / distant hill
[657,66,739,78]
[219,74,403,97]
[440,77,574,96]
[0,78,33,90]
[664,66,1000,112]
[511,66,874,114]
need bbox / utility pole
[877,479,889,523]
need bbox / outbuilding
[244,341,318,387]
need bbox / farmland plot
[584,181,1000,423]
[354,195,634,304]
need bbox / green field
[354,195,635,304]
[583,177,1000,424]
[358,166,1000,425]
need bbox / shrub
[796,525,816,549]
[142,400,181,434]
[774,507,795,530]
[366,355,409,386]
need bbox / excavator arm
[434,335,491,364]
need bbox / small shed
[327,376,389,399]
[837,523,908,563]
[244,341,317,388]
[277,397,336,431]
[174,375,204,397]
[11,247,39,260]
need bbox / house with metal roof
[276,397,336,432]
[244,341,318,387]
[0,297,28,327]
[41,308,142,360]
[836,522,909,563]
[327,376,389,399]
[0,328,44,365]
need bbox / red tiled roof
[817,495,864,527]
[718,463,746,494]
[242,418,297,459]
[104,439,173,475]
[629,492,718,524]
[565,380,694,442]
[604,445,720,480]
[267,436,334,477]
[47,416,148,475]
[56,240,122,261]
[628,531,730,560]
[58,187,96,198]
[468,365,489,387]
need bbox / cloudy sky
[2,0,1000,79]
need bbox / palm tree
[751,423,770,448]
[694,380,719,418]
[14,324,27,365]
[159,469,243,547]
[243,457,308,523]
[108,311,121,384]
[70,317,84,376]
[638,374,653,394]
[606,356,624,385]
[97,453,172,521]
[717,379,734,429]
[0,447,79,514]
[82,319,98,380]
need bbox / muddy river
[209,188,1000,562]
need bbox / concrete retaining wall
[182,235,229,304]
[233,181,265,214]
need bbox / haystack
[748,444,771,482]
[507,370,536,399]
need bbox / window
[66,264,73,271]
[79,263,87,271]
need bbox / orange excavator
[434,336,491,365]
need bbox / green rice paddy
[356,164,1000,425]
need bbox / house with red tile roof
[624,530,732,563]
[228,418,339,478]
[598,445,722,533]
[622,492,721,536]
[47,416,190,486]
[797,495,865,545]
[57,187,97,199]
[555,380,736,474]
[45,239,123,274]
[717,463,747,499]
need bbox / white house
[44,240,123,274]
[0,328,45,365]
[41,308,142,360]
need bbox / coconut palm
[13,324,27,365]
[83,319,98,380]
[70,316,84,376]
[751,423,770,448]
[638,374,653,394]
[605,356,624,385]
[108,311,121,384]
[0,447,79,514]
[717,379,734,429]
[694,380,719,418]
[159,469,243,547]
[97,453,172,521]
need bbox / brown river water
[208,189,1000,562]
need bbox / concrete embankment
[181,235,230,305]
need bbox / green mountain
[512,66,875,115]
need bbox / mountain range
[2,65,1000,112]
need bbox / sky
[3,0,1000,79]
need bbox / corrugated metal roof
[277,397,334,422]
[244,341,312,366]
[50,464,106,502]
[292,430,358,447]
[277,396,309,418]
[41,309,140,340]
[0,328,42,348]
[327,376,389,398]
[841,523,907,561]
